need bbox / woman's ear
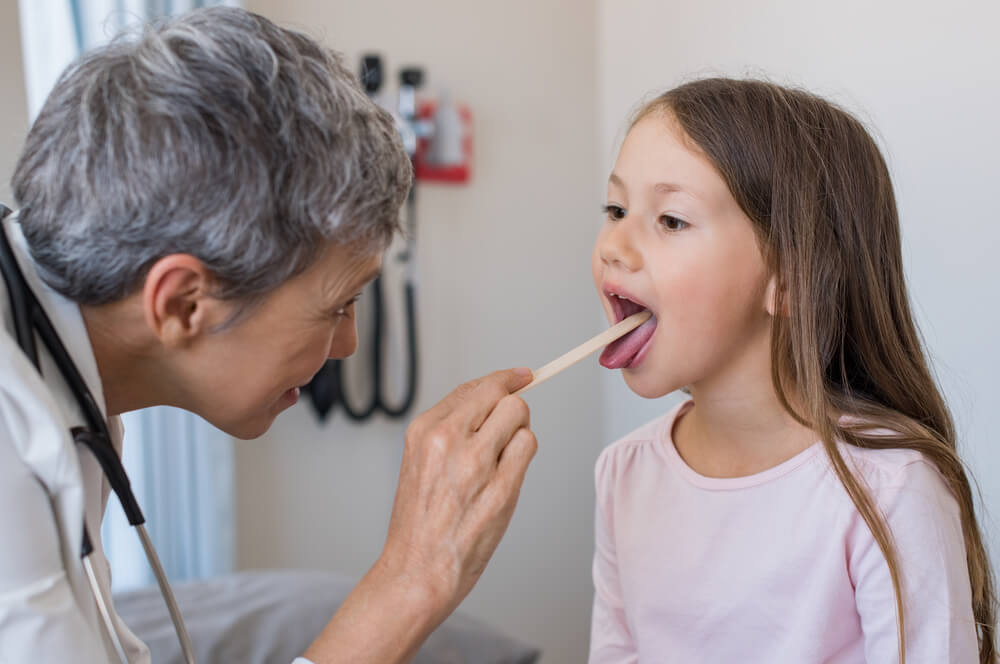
[142,255,225,348]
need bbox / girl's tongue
[599,314,657,369]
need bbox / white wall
[238,2,600,662]
[597,0,1000,570]
[0,0,29,204]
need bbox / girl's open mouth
[600,291,657,369]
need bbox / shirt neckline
[655,399,824,491]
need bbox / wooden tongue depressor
[514,310,652,396]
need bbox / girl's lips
[599,282,658,369]
[603,285,652,323]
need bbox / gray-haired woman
[0,7,536,663]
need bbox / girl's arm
[849,459,979,662]
[589,449,639,664]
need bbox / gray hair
[11,6,410,306]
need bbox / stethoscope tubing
[332,276,418,420]
[137,524,196,662]
[82,554,130,662]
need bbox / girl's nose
[599,219,642,272]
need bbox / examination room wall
[597,0,1000,575]
[0,1,29,204]
[236,1,601,662]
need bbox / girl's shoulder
[824,422,957,517]
[834,440,952,507]
[595,400,689,488]
[830,416,944,484]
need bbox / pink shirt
[590,401,978,663]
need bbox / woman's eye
[659,214,688,231]
[333,294,361,319]
[602,204,626,221]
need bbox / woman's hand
[381,367,537,614]
[304,368,537,664]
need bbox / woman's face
[182,243,381,438]
[591,111,773,398]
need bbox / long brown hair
[635,78,996,663]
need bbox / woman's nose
[328,317,359,359]
[599,218,642,271]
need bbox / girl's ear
[764,275,789,317]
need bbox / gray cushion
[114,569,541,664]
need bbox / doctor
[0,7,537,664]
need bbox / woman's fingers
[404,368,531,468]
[498,426,538,475]
[490,426,538,516]
[475,394,531,461]
[429,368,532,433]
[461,368,532,433]
[464,427,538,574]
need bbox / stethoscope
[0,205,195,664]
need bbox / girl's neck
[673,375,818,479]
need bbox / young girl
[589,78,996,663]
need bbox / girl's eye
[659,214,688,232]
[602,204,626,221]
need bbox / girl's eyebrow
[653,182,687,195]
[608,172,691,197]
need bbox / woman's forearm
[302,556,446,664]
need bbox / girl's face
[592,111,774,398]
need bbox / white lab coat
[0,214,150,663]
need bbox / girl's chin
[622,372,676,400]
